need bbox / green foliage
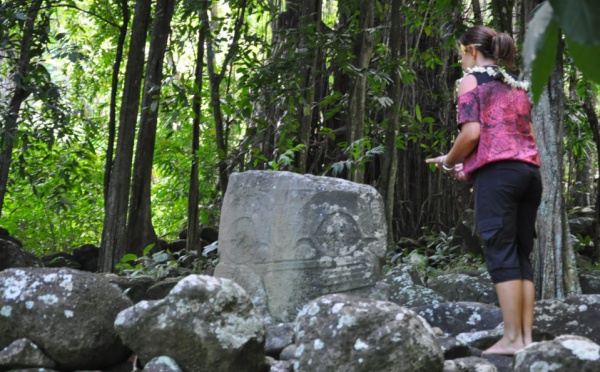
[1,136,104,253]
[572,233,592,253]
[116,244,213,280]
[523,1,600,102]
[268,143,306,171]
[116,245,177,279]
[422,228,462,271]
[1,0,594,261]
[566,37,600,83]
[547,0,600,45]
[327,138,384,177]
[386,228,485,280]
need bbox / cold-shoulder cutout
[458,74,478,97]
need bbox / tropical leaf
[566,37,600,83]
[522,2,560,104]
[548,0,600,46]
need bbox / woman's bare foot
[481,336,525,356]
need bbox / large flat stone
[215,171,387,322]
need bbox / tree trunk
[582,85,600,262]
[491,0,515,35]
[531,37,581,299]
[99,0,152,272]
[204,0,247,194]
[104,0,130,204]
[0,0,44,217]
[187,1,208,253]
[295,0,321,173]
[472,0,483,24]
[346,0,375,184]
[380,0,402,246]
[127,0,177,256]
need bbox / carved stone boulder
[214,171,387,322]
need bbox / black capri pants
[474,161,543,284]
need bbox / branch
[50,2,120,28]
[218,0,247,81]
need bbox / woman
[426,25,542,356]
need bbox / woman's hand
[425,156,465,179]
[425,155,445,170]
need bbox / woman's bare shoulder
[458,74,478,97]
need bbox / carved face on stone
[215,171,387,322]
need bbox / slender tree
[127,0,177,256]
[472,0,483,24]
[491,0,515,35]
[104,0,130,204]
[100,0,153,272]
[380,0,403,246]
[187,0,208,253]
[204,0,247,194]
[291,0,322,173]
[346,0,375,184]
[0,0,45,217]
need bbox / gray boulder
[428,273,497,304]
[0,228,23,247]
[437,336,472,360]
[413,302,502,336]
[72,244,100,272]
[105,274,157,303]
[215,171,387,322]
[146,277,182,300]
[41,252,81,269]
[378,264,447,307]
[388,284,446,308]
[513,335,600,372]
[265,323,294,357]
[115,275,268,372]
[0,239,42,271]
[142,356,183,372]
[579,270,600,294]
[293,293,444,372]
[0,268,132,370]
[384,264,424,286]
[534,295,600,344]
[443,356,497,371]
[455,327,503,350]
[267,356,293,372]
[279,344,297,361]
[0,338,55,370]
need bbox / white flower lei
[459,66,530,91]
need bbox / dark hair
[459,26,516,70]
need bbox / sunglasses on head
[459,43,481,53]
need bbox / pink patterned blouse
[457,72,540,180]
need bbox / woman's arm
[425,121,480,169]
[425,74,480,171]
